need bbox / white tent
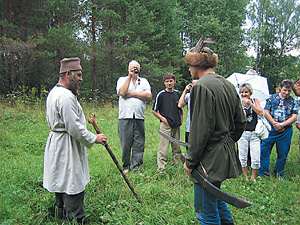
[226,71,270,103]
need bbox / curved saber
[158,130,190,147]
[89,113,143,204]
[158,130,252,209]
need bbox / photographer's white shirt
[116,76,151,120]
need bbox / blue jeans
[194,182,233,225]
[259,126,293,177]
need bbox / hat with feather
[185,38,218,68]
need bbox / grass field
[1,99,300,225]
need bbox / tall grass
[1,100,300,224]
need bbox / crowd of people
[43,46,299,224]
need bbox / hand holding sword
[88,113,143,205]
[158,129,252,209]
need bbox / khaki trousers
[157,122,181,170]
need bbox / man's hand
[161,117,169,126]
[184,162,192,175]
[96,134,107,145]
[128,70,135,79]
[123,91,133,99]
[185,83,192,92]
[273,122,285,132]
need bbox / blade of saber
[157,130,252,208]
[158,130,190,147]
[181,154,252,209]
[89,113,143,205]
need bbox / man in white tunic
[43,57,107,224]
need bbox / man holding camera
[116,60,152,174]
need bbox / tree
[78,0,185,98]
[179,0,249,81]
[248,0,300,92]
[0,0,250,99]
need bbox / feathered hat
[185,38,218,68]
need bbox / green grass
[1,100,300,224]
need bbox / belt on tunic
[206,133,231,151]
[50,130,66,133]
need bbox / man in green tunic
[183,46,246,224]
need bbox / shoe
[157,169,165,174]
[278,176,284,181]
[138,172,144,176]
[131,170,144,176]
[123,169,129,175]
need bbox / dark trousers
[118,119,145,171]
[55,191,85,223]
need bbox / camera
[132,68,139,74]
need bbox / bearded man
[43,57,107,224]
[183,45,246,224]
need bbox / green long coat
[186,73,246,183]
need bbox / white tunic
[43,85,97,195]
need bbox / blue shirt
[264,93,298,123]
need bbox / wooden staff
[88,113,143,205]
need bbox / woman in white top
[237,83,263,182]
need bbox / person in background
[178,79,198,150]
[183,45,246,225]
[296,110,300,152]
[237,83,263,182]
[259,79,298,181]
[116,60,152,174]
[152,73,183,173]
[276,87,280,93]
[44,57,107,224]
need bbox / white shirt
[116,76,151,119]
[184,93,192,132]
[43,85,97,195]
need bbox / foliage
[1,101,300,224]
[0,0,251,99]
[179,0,249,78]
[1,0,299,98]
[248,0,300,92]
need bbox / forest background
[1,0,300,102]
[1,0,300,224]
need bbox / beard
[69,78,80,96]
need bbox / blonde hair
[239,83,253,95]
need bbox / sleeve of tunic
[186,84,215,169]
[59,94,97,149]
[230,93,247,142]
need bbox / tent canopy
[226,71,270,103]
